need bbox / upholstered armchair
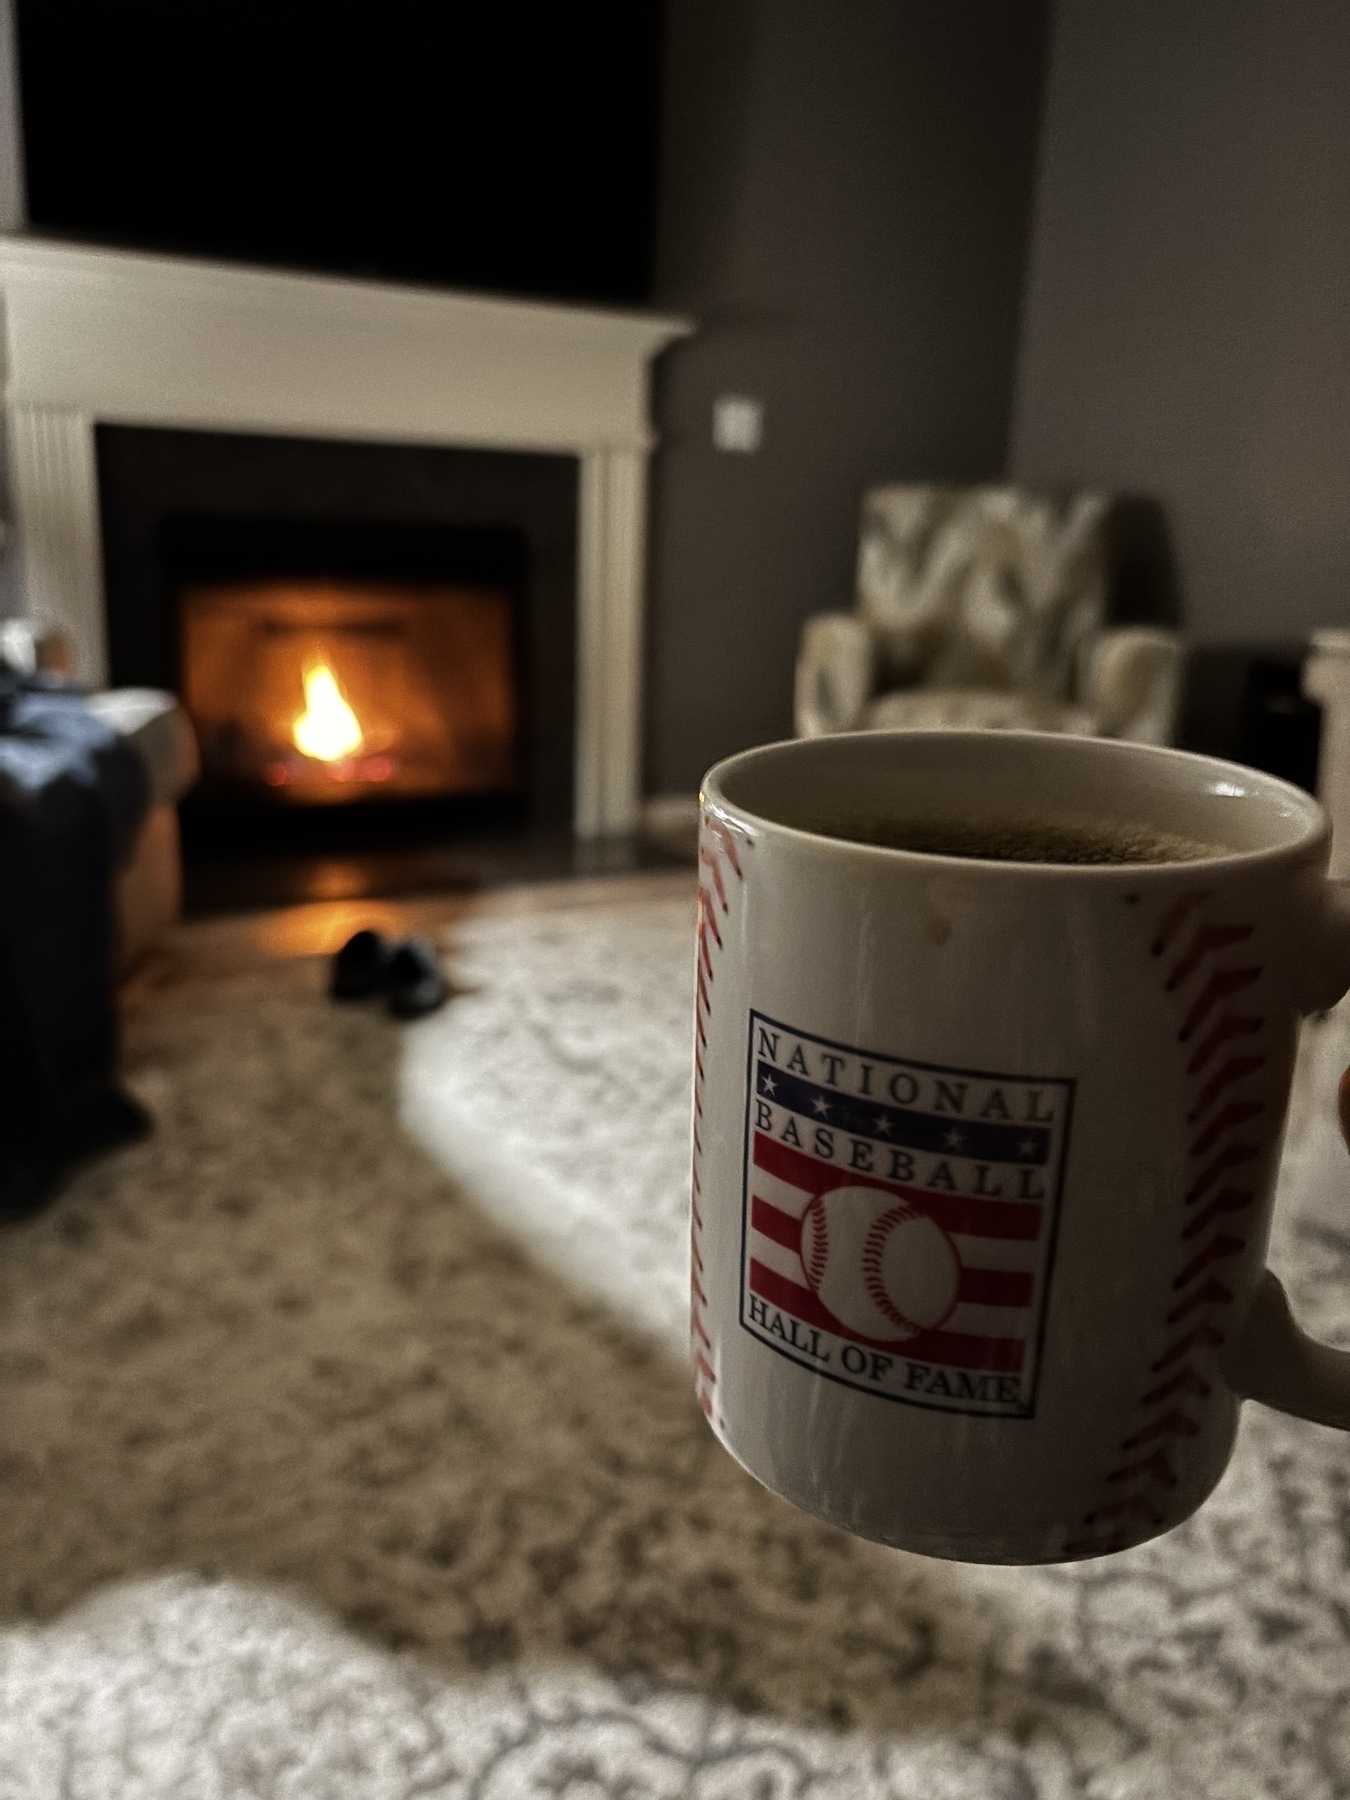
[795,486,1183,745]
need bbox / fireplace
[0,238,692,844]
[91,428,592,902]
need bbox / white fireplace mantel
[0,236,691,836]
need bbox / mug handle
[1220,1066,1350,1428]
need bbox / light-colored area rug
[400,889,697,1355]
[2,876,1350,1798]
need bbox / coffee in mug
[801,813,1218,864]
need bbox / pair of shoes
[330,929,449,1019]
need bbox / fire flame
[293,661,364,762]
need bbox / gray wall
[0,0,22,233]
[1012,0,1350,649]
[645,0,1050,794]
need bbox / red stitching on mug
[1185,1142,1259,1203]
[1105,1450,1179,1488]
[1166,922,1254,991]
[700,846,729,912]
[1186,1014,1263,1073]
[1085,1494,1166,1528]
[1120,1409,1201,1448]
[1178,967,1263,1041]
[1188,1055,1266,1121]
[1182,1187,1255,1238]
[1070,897,1268,1559]
[1165,1277,1234,1323]
[697,889,723,948]
[1151,891,1213,956]
[1189,1100,1264,1159]
[1171,1235,1246,1288]
[1140,1366,1211,1406]
[689,816,749,1434]
[699,930,715,981]
[707,816,744,878]
[1150,1321,1226,1370]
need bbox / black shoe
[385,937,449,1019]
[331,929,391,1000]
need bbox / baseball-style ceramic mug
[690,730,1350,1563]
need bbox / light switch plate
[712,394,764,453]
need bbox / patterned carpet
[1,877,1349,1797]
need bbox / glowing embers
[180,579,519,803]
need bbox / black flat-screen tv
[15,1,664,306]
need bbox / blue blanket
[0,676,151,1217]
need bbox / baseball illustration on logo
[799,1187,961,1340]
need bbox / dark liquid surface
[807,815,1221,865]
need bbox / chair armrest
[794,613,876,737]
[1080,627,1184,745]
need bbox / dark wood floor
[128,867,697,989]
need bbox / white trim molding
[0,237,691,836]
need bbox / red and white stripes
[691,814,748,1426]
[1066,890,1267,1557]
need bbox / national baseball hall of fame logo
[739,1013,1074,1419]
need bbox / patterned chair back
[856,486,1111,704]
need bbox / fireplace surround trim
[0,237,690,835]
